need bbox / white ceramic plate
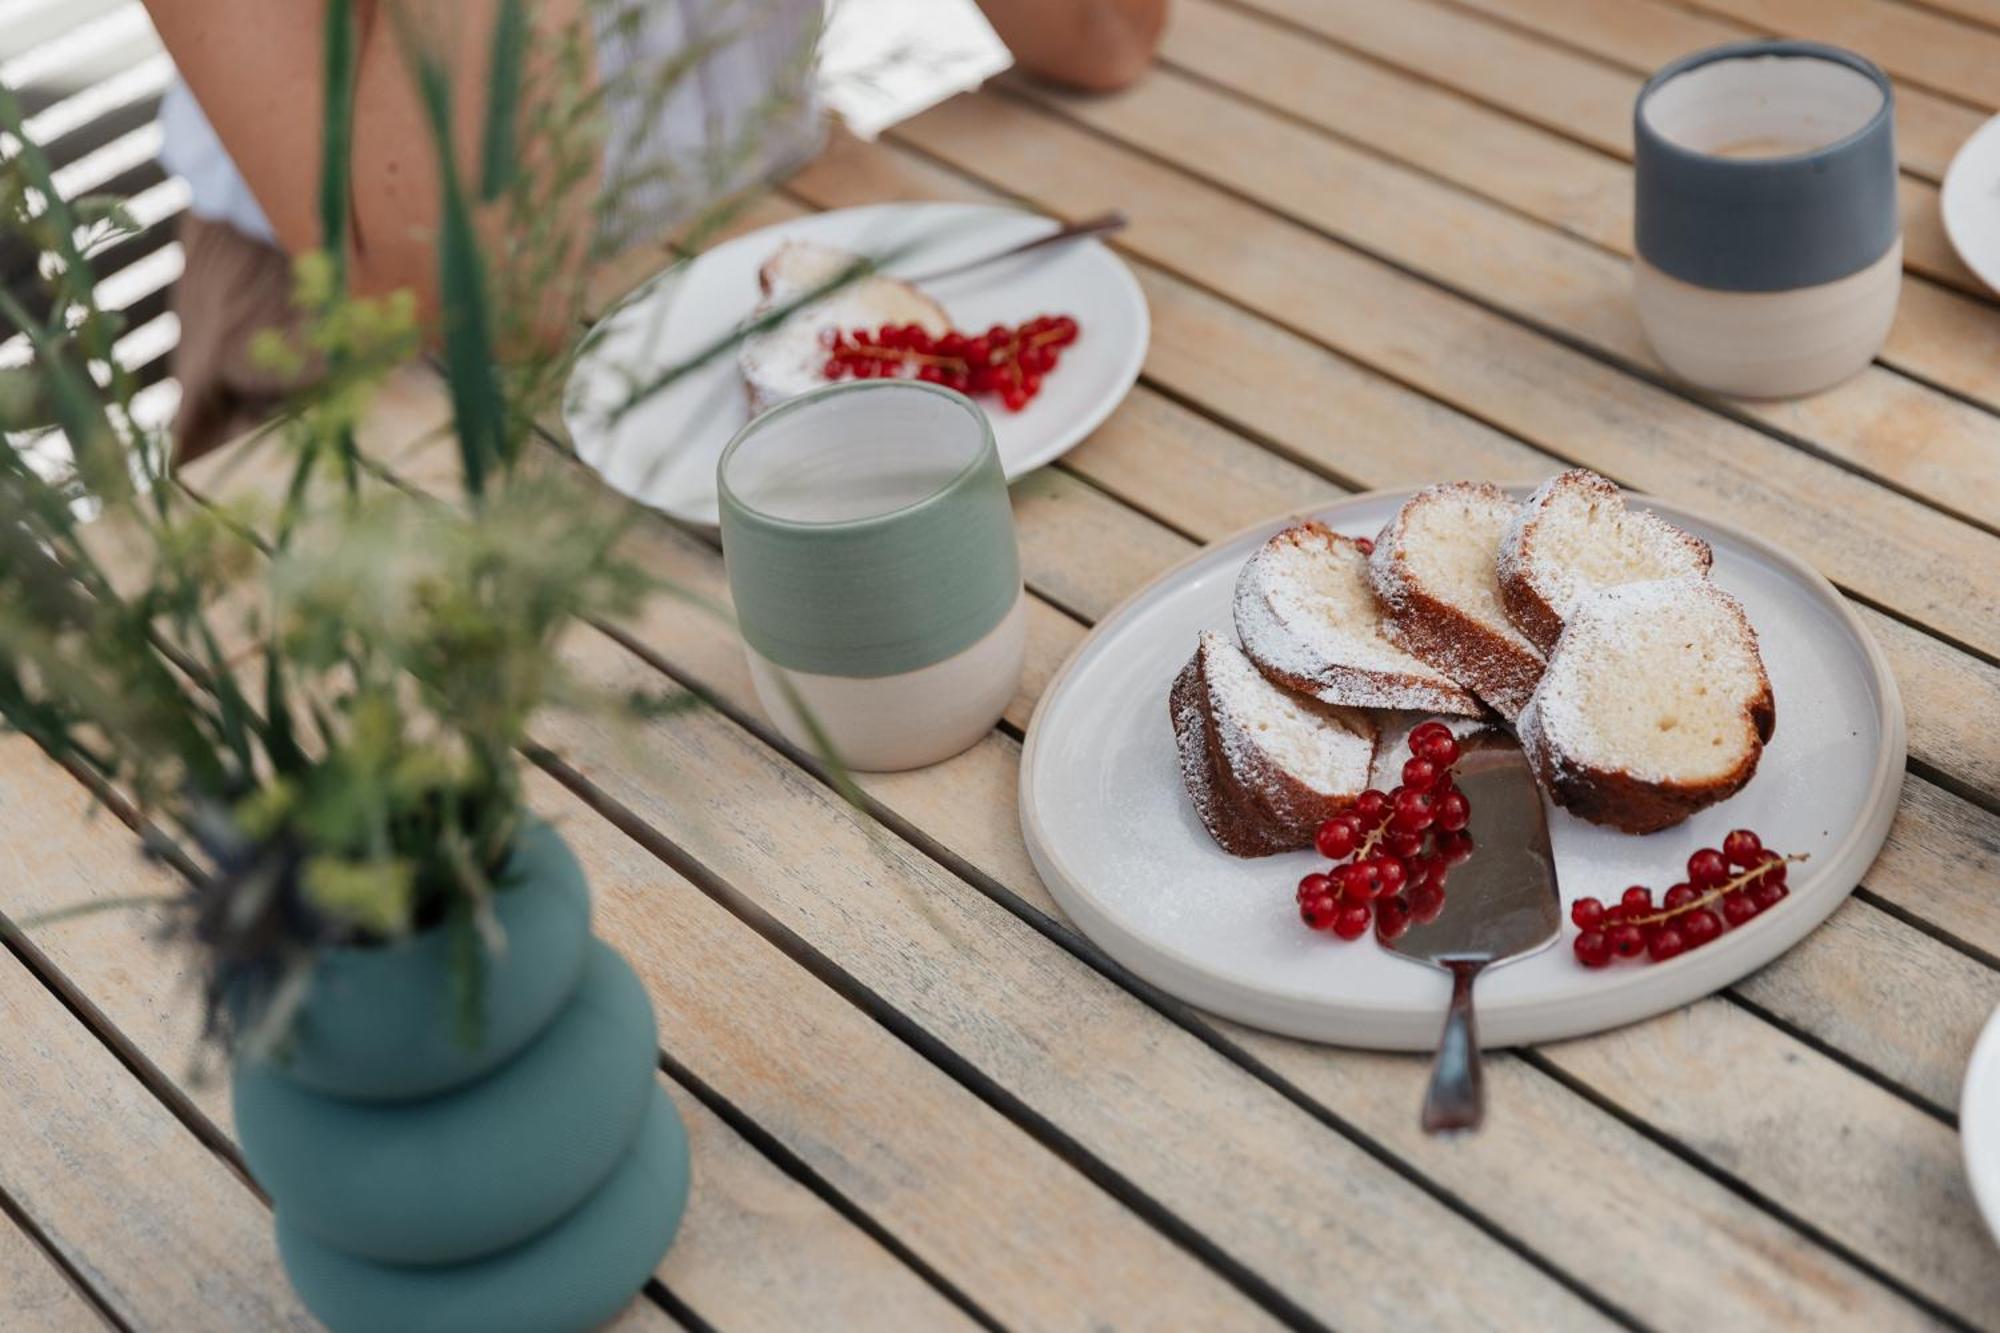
[1942,112,2000,295]
[1964,1004,2000,1247]
[1020,486,1905,1049]
[563,202,1149,528]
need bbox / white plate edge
[1940,112,2000,296]
[1963,1001,2000,1248]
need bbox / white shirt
[159,0,823,250]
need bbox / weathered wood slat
[655,1081,979,1331]
[1677,0,2000,109]
[1250,0,1985,185]
[1899,0,2000,35]
[0,1211,111,1332]
[873,93,2000,671]
[1170,0,2000,442]
[519,771,1265,1332]
[0,943,314,1328]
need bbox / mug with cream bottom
[1634,41,1900,398]
[718,380,1024,772]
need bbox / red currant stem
[1350,820,1393,864]
[1336,764,1459,867]
[1624,853,1809,927]
[840,345,969,370]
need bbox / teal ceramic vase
[232,820,689,1333]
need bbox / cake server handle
[902,211,1128,284]
[1420,959,1487,1135]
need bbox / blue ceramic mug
[1633,41,1900,397]
[718,380,1025,771]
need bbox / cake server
[1385,735,1562,1135]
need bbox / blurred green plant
[0,0,843,1055]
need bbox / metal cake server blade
[1385,734,1562,1135]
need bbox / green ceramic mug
[718,380,1025,771]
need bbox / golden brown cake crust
[1169,656,1298,856]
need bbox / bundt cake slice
[1368,482,1546,720]
[1234,521,1482,716]
[1519,579,1774,834]
[1170,631,1377,857]
[1498,469,1713,654]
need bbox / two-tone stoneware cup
[1633,40,1900,398]
[718,379,1025,772]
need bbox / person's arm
[975,0,1167,92]
[143,0,593,328]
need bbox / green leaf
[414,48,509,498]
[0,86,90,281]
[0,287,129,504]
[478,0,527,202]
[303,856,415,937]
[320,0,359,290]
[0,366,53,431]
[69,195,137,237]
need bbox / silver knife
[1384,734,1562,1134]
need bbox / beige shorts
[168,213,308,463]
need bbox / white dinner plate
[1964,1004,2000,1247]
[1942,112,2000,295]
[1019,486,1906,1049]
[563,202,1149,528]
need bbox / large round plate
[563,202,1148,528]
[1943,112,2000,295]
[1964,1004,2000,1247]
[1020,486,1905,1049]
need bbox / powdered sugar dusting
[1234,523,1481,714]
[1201,631,1374,798]
[1523,578,1766,785]
[1500,470,1711,642]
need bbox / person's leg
[169,213,305,463]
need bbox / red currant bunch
[1569,828,1804,968]
[1296,721,1474,944]
[821,314,1081,411]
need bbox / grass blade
[479,0,527,202]
[320,0,359,287]
[413,47,508,497]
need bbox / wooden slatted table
[7,2,2000,1328]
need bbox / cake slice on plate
[1170,631,1377,857]
[1498,469,1713,654]
[1368,482,1546,720]
[1519,578,1775,834]
[738,240,950,413]
[1234,521,1482,716]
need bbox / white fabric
[157,77,278,244]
